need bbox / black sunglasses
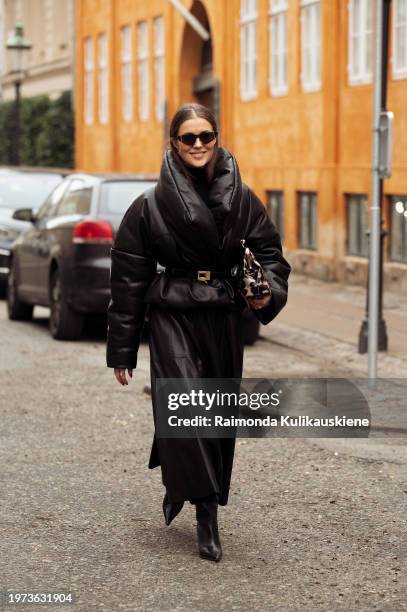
[176,130,218,146]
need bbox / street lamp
[6,22,32,166]
[357,0,391,362]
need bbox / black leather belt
[165,268,234,281]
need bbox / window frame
[298,191,318,250]
[392,0,407,79]
[388,195,407,263]
[137,20,150,122]
[153,16,165,122]
[240,0,258,101]
[84,37,94,125]
[266,190,285,242]
[300,0,321,93]
[98,180,157,216]
[348,0,374,85]
[346,193,369,257]
[269,0,288,96]
[120,25,133,122]
[35,180,71,221]
[97,32,109,124]
[54,180,92,218]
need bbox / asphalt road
[0,303,406,612]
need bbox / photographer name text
[166,415,370,428]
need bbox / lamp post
[357,0,391,361]
[6,22,32,166]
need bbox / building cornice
[1,57,72,86]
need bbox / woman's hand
[247,293,272,310]
[114,368,133,386]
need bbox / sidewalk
[259,274,407,378]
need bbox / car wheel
[49,269,83,340]
[7,260,33,321]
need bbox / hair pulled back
[168,102,220,183]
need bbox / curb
[259,321,407,378]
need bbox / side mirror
[12,208,36,222]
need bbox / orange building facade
[75,0,407,292]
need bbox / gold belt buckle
[197,270,211,281]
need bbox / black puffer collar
[155,146,243,267]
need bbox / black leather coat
[106,146,291,369]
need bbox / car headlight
[0,227,20,242]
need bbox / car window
[35,179,71,221]
[55,179,92,216]
[98,181,156,215]
[0,172,63,211]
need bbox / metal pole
[14,79,21,166]
[377,0,392,348]
[358,0,391,356]
[368,0,384,379]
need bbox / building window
[348,0,373,85]
[267,190,284,241]
[97,32,108,124]
[300,0,321,92]
[153,16,165,122]
[84,37,93,125]
[389,196,407,263]
[137,21,149,122]
[269,0,288,96]
[240,0,258,101]
[346,194,369,257]
[120,25,133,122]
[298,192,317,249]
[392,0,407,79]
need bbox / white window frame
[137,21,149,122]
[346,194,369,257]
[240,0,258,101]
[389,196,407,262]
[298,191,318,250]
[97,32,109,124]
[269,0,288,96]
[153,16,165,122]
[120,25,133,122]
[84,37,94,125]
[300,0,321,93]
[267,190,285,241]
[392,0,407,79]
[348,0,374,85]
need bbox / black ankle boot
[162,493,184,526]
[196,501,222,562]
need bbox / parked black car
[7,172,158,338]
[0,167,68,295]
[8,172,260,344]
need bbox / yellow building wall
[76,0,116,171]
[75,0,407,287]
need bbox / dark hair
[168,103,220,183]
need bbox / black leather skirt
[147,305,244,506]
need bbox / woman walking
[106,103,291,562]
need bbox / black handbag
[238,239,271,299]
